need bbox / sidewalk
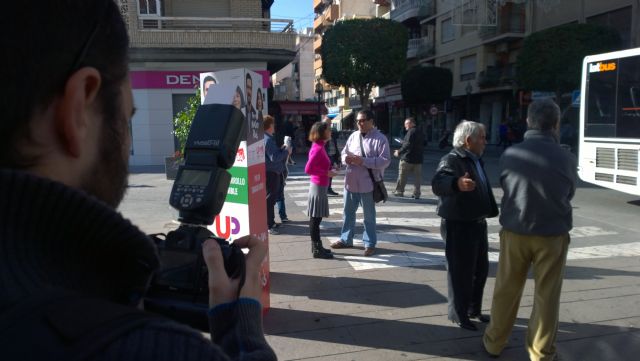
[260,147,639,361]
[122,141,639,360]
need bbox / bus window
[617,56,640,138]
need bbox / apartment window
[138,0,160,15]
[460,55,476,81]
[587,6,632,48]
[461,8,477,36]
[441,18,455,43]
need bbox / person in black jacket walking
[431,120,498,331]
[393,117,424,199]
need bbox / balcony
[391,0,435,24]
[478,3,525,44]
[477,64,516,89]
[325,4,339,22]
[406,37,434,59]
[314,14,328,30]
[314,57,323,71]
[314,36,322,53]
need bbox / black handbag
[359,135,388,203]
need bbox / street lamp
[315,80,324,120]
[465,81,472,119]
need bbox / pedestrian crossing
[283,176,638,271]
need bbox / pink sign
[131,70,270,89]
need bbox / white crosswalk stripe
[343,242,640,271]
[282,178,626,271]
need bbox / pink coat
[305,140,331,186]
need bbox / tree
[321,18,408,109]
[401,66,453,106]
[517,23,621,101]
[173,88,200,158]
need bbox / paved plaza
[122,145,640,361]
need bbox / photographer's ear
[54,67,102,158]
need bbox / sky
[270,0,315,32]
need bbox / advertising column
[199,69,270,309]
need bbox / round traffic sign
[429,106,438,115]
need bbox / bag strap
[0,289,162,361]
[359,134,379,184]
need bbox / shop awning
[275,101,327,115]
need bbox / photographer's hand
[203,235,266,307]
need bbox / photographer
[0,2,275,360]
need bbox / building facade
[377,0,639,143]
[117,0,296,166]
[313,0,389,129]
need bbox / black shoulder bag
[359,134,388,203]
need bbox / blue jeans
[276,173,287,219]
[340,190,377,248]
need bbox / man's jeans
[340,190,377,248]
[276,173,287,220]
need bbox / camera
[145,104,246,330]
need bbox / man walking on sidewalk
[330,110,390,257]
[393,117,424,199]
[483,99,577,361]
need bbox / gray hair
[527,99,560,131]
[453,120,485,148]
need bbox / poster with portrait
[198,69,270,308]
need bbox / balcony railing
[390,0,435,23]
[406,37,434,59]
[137,15,294,32]
[477,64,516,88]
[478,4,525,40]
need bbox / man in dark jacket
[432,120,499,331]
[265,115,291,235]
[393,117,424,199]
[483,100,576,361]
[323,116,342,196]
[0,2,276,360]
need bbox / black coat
[397,126,424,164]
[431,148,498,221]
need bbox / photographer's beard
[80,96,131,209]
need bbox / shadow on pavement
[265,308,638,361]
[269,272,446,309]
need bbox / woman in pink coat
[304,122,338,259]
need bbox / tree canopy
[321,18,408,109]
[401,66,453,106]
[516,23,621,98]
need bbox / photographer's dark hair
[1,0,129,168]
[308,121,329,142]
[527,99,561,131]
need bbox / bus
[579,47,640,196]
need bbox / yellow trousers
[483,229,569,361]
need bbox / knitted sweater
[305,140,331,186]
[0,169,276,361]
